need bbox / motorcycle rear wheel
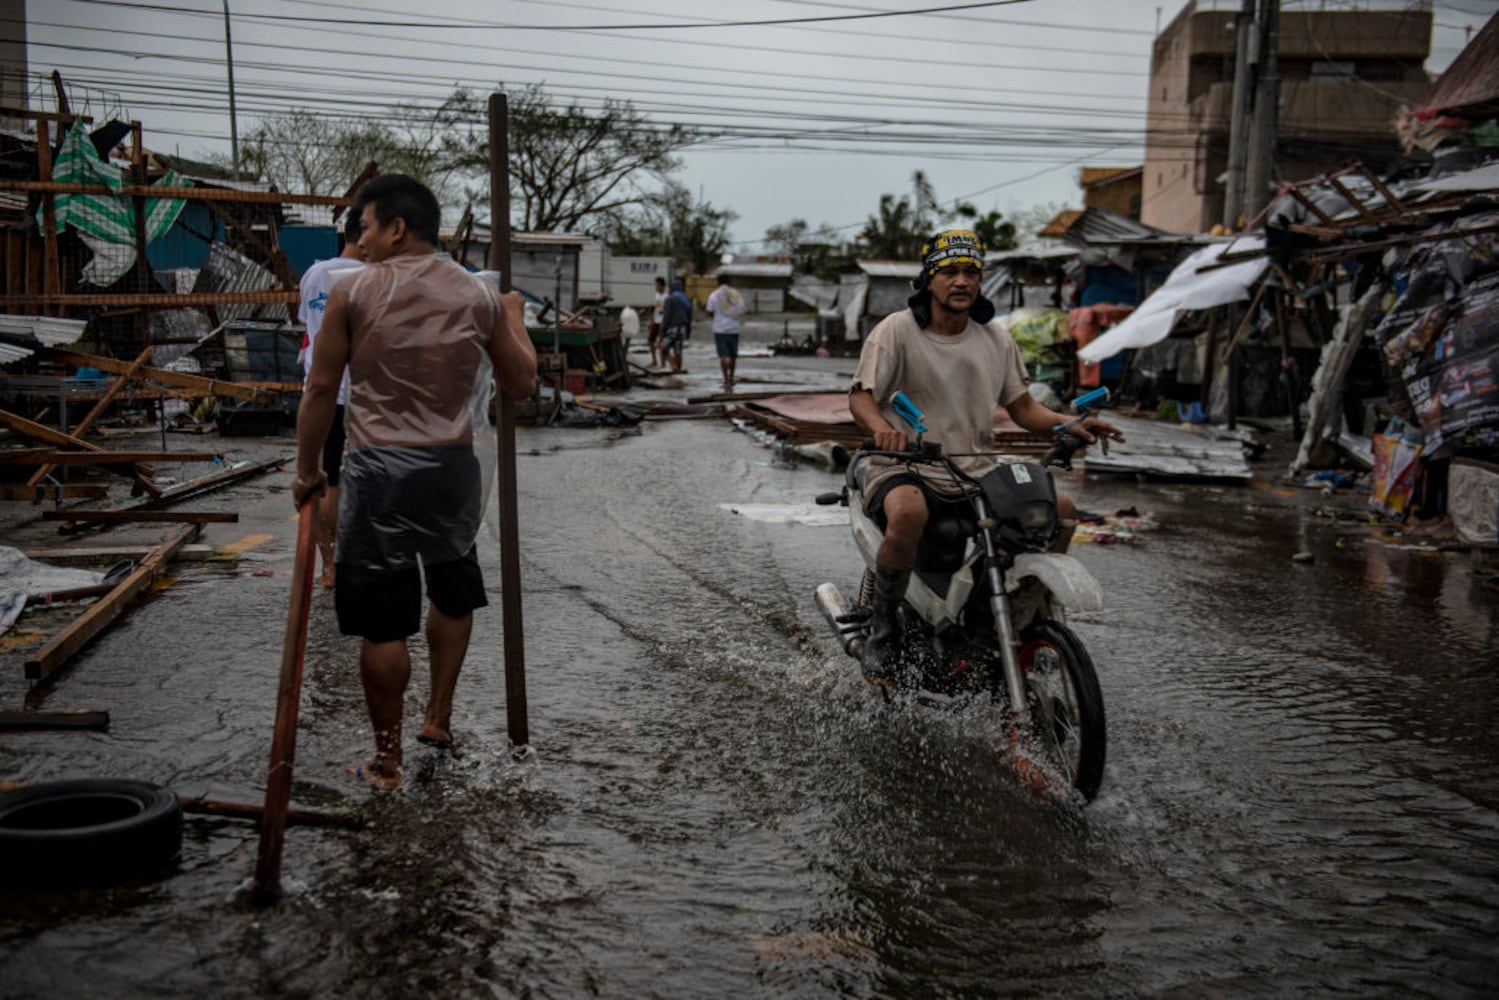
[1016,621,1106,801]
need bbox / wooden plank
[16,450,218,465]
[55,455,288,534]
[0,179,351,207]
[24,543,215,564]
[0,484,110,501]
[24,524,198,682]
[179,795,363,830]
[0,782,362,829]
[41,510,238,524]
[0,710,109,731]
[0,407,115,452]
[0,447,52,464]
[4,290,300,309]
[0,406,157,484]
[40,348,276,401]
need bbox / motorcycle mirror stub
[1072,387,1110,412]
[890,391,928,435]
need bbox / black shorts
[323,404,346,487]
[335,547,488,643]
[865,472,968,529]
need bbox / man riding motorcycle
[847,229,1125,685]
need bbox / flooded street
[3,332,1498,997]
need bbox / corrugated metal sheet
[1419,12,1499,116]
[0,314,88,345]
[857,259,920,279]
[0,340,35,366]
[719,261,793,278]
[1061,207,1179,248]
[987,246,1078,263]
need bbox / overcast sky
[24,0,1499,249]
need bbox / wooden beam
[179,795,364,830]
[4,290,300,309]
[55,455,288,534]
[28,346,155,487]
[0,105,89,124]
[0,179,351,207]
[0,484,110,501]
[16,450,218,465]
[25,524,198,682]
[0,447,52,464]
[0,782,362,829]
[0,709,109,731]
[24,543,215,564]
[41,510,238,524]
[41,348,276,401]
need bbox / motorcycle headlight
[1016,500,1055,534]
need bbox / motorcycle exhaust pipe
[814,583,865,658]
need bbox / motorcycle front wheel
[1016,620,1107,801]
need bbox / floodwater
[3,325,1498,997]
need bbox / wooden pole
[36,120,60,319]
[488,92,529,749]
[251,495,319,905]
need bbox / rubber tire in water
[1018,621,1107,801]
[0,779,182,886]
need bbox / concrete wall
[1142,2,1432,234]
[0,0,27,113]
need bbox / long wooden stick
[252,495,319,905]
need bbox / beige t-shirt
[850,308,1030,497]
[342,252,500,451]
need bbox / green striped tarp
[52,120,190,244]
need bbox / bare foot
[416,724,458,751]
[347,757,403,791]
[318,542,336,589]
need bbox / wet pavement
[2,322,1498,997]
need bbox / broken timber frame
[24,523,198,682]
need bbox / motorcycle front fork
[974,497,1032,727]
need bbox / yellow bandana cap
[920,229,987,277]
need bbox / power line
[67,0,1044,31]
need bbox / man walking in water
[294,174,536,790]
[297,209,365,589]
[706,271,748,392]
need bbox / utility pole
[1244,0,1280,223]
[223,0,240,181]
[1223,0,1257,230]
[487,92,530,751]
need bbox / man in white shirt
[705,272,749,392]
[649,275,666,368]
[297,210,366,588]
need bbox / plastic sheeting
[1077,237,1268,363]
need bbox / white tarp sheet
[1078,237,1269,363]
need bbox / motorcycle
[812,389,1111,801]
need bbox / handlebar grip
[861,438,877,450]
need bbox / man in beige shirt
[848,229,1123,685]
[294,174,536,790]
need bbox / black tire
[1017,621,1107,801]
[0,779,182,886]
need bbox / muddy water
[3,339,1498,996]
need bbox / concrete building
[0,0,26,114]
[1143,0,1432,234]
